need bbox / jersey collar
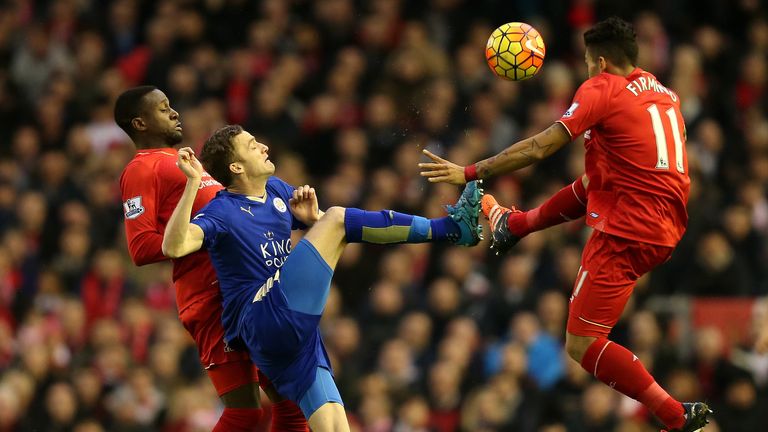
[218,189,267,203]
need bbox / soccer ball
[486,22,546,81]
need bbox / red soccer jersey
[120,148,223,313]
[558,68,690,247]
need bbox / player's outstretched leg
[481,177,588,255]
[344,180,483,246]
[302,181,483,272]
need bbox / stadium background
[1,0,767,431]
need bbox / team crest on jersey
[123,196,145,219]
[273,197,287,213]
[563,102,579,118]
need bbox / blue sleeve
[268,177,308,230]
[191,201,228,249]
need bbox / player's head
[583,17,638,78]
[200,125,274,188]
[114,86,182,147]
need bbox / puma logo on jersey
[240,206,254,216]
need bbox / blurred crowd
[1,0,768,431]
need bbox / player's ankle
[506,210,531,237]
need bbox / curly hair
[583,16,638,67]
[114,86,157,138]
[199,124,244,187]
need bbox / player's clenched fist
[176,147,204,180]
[290,184,320,225]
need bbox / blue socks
[343,209,460,244]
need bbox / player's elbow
[161,241,182,259]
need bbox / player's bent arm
[127,231,168,266]
[162,178,205,258]
[475,122,571,180]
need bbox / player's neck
[605,63,637,77]
[228,176,267,198]
[134,139,172,150]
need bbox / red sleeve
[557,75,611,138]
[120,161,168,266]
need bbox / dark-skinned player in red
[117,86,307,432]
[419,17,712,432]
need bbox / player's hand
[177,147,204,181]
[289,185,320,225]
[419,149,466,185]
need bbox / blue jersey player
[162,125,482,431]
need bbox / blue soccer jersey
[191,177,335,404]
[191,177,303,346]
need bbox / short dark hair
[200,125,243,187]
[583,17,638,67]
[114,86,157,138]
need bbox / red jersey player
[116,86,307,432]
[419,17,711,432]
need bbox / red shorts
[179,297,258,396]
[567,231,673,338]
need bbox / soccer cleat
[445,180,484,246]
[662,402,713,432]
[480,194,522,255]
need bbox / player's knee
[565,333,592,363]
[322,206,346,227]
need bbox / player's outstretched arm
[419,122,571,184]
[162,147,205,258]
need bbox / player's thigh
[302,206,347,270]
[279,239,335,316]
[567,232,670,338]
[207,360,261,404]
[298,367,345,421]
[308,403,349,432]
[179,300,257,396]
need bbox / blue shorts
[238,239,342,411]
[298,366,343,419]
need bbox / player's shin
[343,208,460,244]
[580,338,685,430]
[508,177,587,237]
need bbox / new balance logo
[240,206,254,216]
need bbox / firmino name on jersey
[198,178,221,189]
[625,76,677,102]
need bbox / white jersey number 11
[647,104,685,174]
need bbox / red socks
[581,338,685,430]
[507,177,587,237]
[213,407,264,432]
[271,400,309,432]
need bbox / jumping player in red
[419,17,712,432]
[116,86,307,432]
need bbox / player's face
[585,48,604,78]
[231,131,274,179]
[141,90,183,145]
